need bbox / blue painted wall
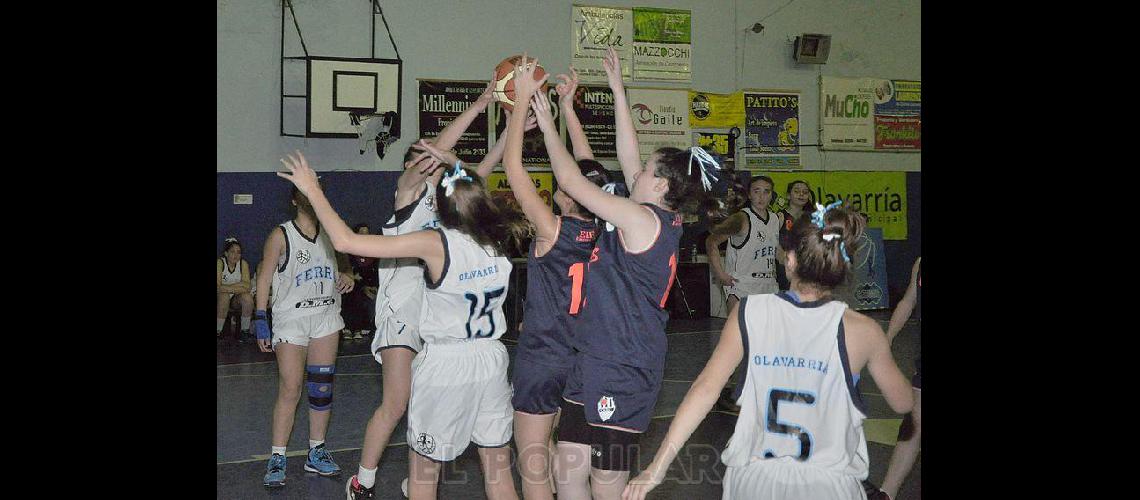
[217,171,401,270]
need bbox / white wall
[217,0,919,172]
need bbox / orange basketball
[492,55,549,112]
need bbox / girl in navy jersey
[279,150,525,500]
[622,204,914,500]
[529,47,725,500]
[504,55,614,500]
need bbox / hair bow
[440,161,472,198]
[810,199,844,228]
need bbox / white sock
[241,316,251,331]
[309,439,324,450]
[216,319,225,333]
[271,446,287,456]
[358,466,378,488]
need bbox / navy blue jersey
[573,204,684,371]
[518,216,600,365]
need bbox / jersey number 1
[568,263,585,314]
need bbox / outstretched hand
[476,74,497,106]
[512,52,548,102]
[555,67,580,108]
[529,91,556,134]
[414,139,461,169]
[602,47,623,88]
[277,150,321,196]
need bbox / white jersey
[270,221,342,324]
[721,294,868,491]
[418,227,512,344]
[219,258,242,286]
[724,206,781,293]
[374,182,439,333]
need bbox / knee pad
[306,364,335,411]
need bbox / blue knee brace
[306,364,335,411]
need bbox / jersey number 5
[464,287,506,338]
[765,388,816,461]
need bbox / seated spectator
[342,223,380,339]
[217,237,254,340]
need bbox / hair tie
[224,237,238,243]
[810,198,844,228]
[440,161,472,197]
[688,147,721,191]
[839,241,850,263]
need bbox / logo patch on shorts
[416,433,436,454]
[597,396,616,422]
[296,249,311,264]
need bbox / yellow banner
[689,90,744,129]
[764,171,908,240]
[486,172,554,211]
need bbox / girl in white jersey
[253,187,357,488]
[344,78,533,499]
[706,175,782,310]
[279,150,524,500]
[217,237,253,339]
[623,202,914,500]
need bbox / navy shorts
[561,352,662,433]
[511,356,572,415]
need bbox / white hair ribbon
[688,147,722,191]
[440,162,472,198]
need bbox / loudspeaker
[793,34,831,64]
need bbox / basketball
[492,55,548,112]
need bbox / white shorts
[725,280,778,300]
[406,340,513,462]
[272,312,344,348]
[722,460,865,500]
[371,314,425,363]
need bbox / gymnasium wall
[217,0,921,303]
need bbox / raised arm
[276,151,445,273]
[556,67,595,161]
[705,213,747,287]
[393,152,444,210]
[501,54,559,247]
[431,77,496,151]
[886,257,921,345]
[602,47,641,187]
[623,302,746,500]
[531,91,657,250]
[474,110,537,179]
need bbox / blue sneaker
[305,444,341,476]
[263,453,286,488]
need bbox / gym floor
[217,312,921,499]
